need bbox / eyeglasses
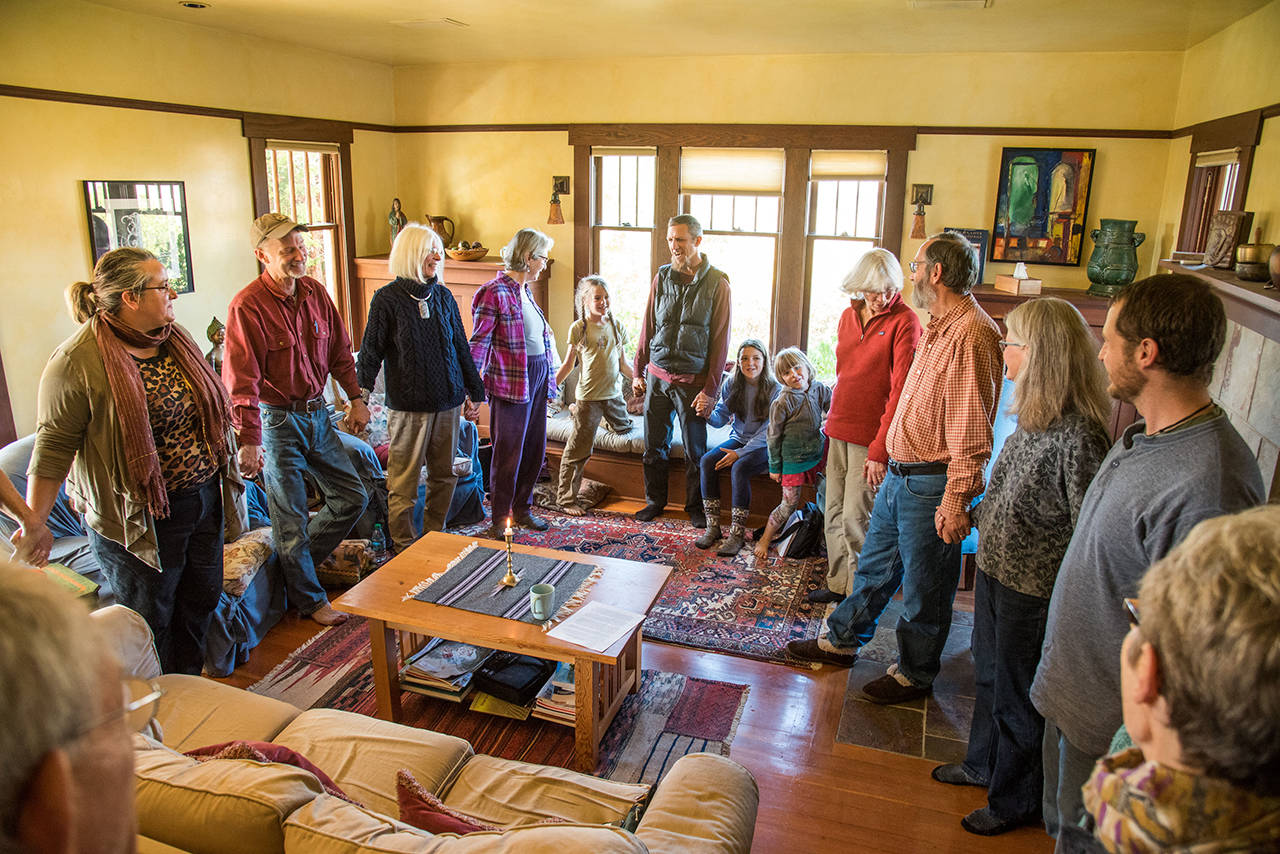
[139,282,177,295]
[79,678,164,737]
[998,340,1027,351]
[1124,597,1141,627]
[531,254,548,262]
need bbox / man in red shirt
[224,214,369,626]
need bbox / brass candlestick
[500,517,518,587]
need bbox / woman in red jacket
[812,248,922,605]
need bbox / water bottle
[369,523,387,561]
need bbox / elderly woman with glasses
[24,247,245,675]
[812,248,922,605]
[358,223,485,551]
[931,297,1111,836]
[470,228,559,539]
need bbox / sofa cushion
[222,527,274,597]
[93,604,163,681]
[284,795,648,854]
[441,755,649,828]
[633,753,759,854]
[545,408,735,461]
[396,770,498,835]
[274,709,473,818]
[186,741,357,804]
[155,674,300,751]
[135,733,325,854]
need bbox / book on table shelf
[531,662,576,725]
[399,638,494,703]
[469,691,533,720]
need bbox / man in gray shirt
[1030,274,1264,844]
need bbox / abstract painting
[990,148,1095,266]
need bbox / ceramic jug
[1087,218,1145,297]
[426,215,455,248]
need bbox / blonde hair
[388,222,443,283]
[574,275,624,348]
[839,248,904,297]
[1136,504,1280,795]
[1004,297,1110,434]
[65,247,158,323]
[773,347,813,387]
[501,228,552,273]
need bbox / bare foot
[560,502,586,516]
[309,603,349,626]
[753,542,769,562]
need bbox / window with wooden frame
[591,147,656,350]
[1176,148,1240,253]
[681,148,785,350]
[805,151,888,380]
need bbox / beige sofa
[96,606,759,854]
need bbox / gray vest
[649,257,724,377]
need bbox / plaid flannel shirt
[469,272,559,403]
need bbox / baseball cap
[251,213,306,248]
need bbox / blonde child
[554,275,633,514]
[756,347,832,561]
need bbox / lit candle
[504,516,514,537]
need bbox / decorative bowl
[445,247,488,262]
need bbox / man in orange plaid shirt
[789,232,1002,705]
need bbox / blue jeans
[89,476,223,675]
[964,570,1049,820]
[260,406,367,615]
[699,439,768,508]
[824,469,961,687]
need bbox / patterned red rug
[452,508,828,664]
[249,616,748,784]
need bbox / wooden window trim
[1174,109,1263,253]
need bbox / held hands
[692,390,714,416]
[238,444,265,478]
[463,398,480,421]
[631,376,646,399]
[935,506,971,545]
[11,520,53,567]
[713,448,739,470]
[770,472,782,483]
[863,459,887,489]
[344,398,371,434]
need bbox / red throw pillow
[396,769,500,835]
[185,741,359,805]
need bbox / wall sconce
[547,176,570,225]
[910,184,933,239]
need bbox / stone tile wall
[1210,318,1280,500]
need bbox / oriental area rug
[452,507,829,665]
[249,616,749,784]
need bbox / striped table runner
[411,545,599,624]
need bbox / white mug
[530,583,555,621]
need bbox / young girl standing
[694,339,780,555]
[756,347,832,561]
[554,276,633,515]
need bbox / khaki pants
[823,438,874,595]
[386,407,460,549]
[557,396,630,505]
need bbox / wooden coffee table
[333,531,672,772]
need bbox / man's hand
[713,448,739,470]
[863,459,887,489]
[770,472,782,483]
[632,376,646,399]
[238,444,265,478]
[11,520,53,567]
[935,506,971,545]
[463,398,480,421]
[344,398,370,434]
[692,390,713,416]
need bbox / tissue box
[994,275,1043,295]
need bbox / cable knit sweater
[357,277,485,412]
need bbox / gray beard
[911,281,934,311]
[671,254,700,275]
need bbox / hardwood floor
[217,497,1055,854]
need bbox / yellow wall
[394,132,576,335]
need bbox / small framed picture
[944,227,990,285]
[82,180,195,293]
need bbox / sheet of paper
[546,601,645,653]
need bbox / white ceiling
[86,0,1270,66]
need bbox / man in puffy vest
[631,214,731,528]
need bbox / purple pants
[488,353,549,523]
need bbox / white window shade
[681,148,784,194]
[810,150,888,179]
[1193,148,1240,168]
[267,140,341,154]
[591,146,657,157]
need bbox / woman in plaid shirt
[469,228,560,539]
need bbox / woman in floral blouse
[931,297,1112,837]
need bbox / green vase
[1087,219,1145,297]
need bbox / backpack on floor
[775,502,824,558]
